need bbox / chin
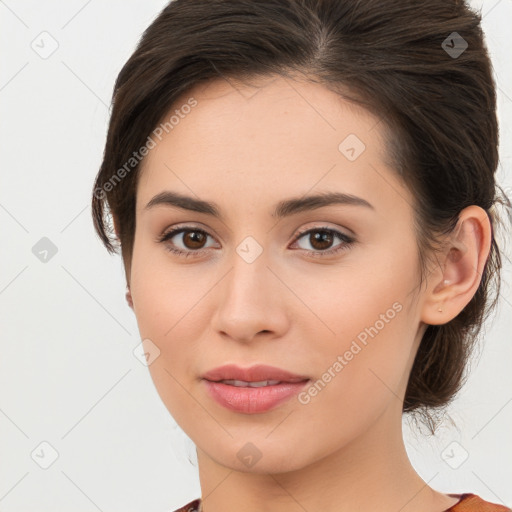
[199,437,316,475]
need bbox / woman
[91,0,511,510]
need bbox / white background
[0,1,511,511]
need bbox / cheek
[130,235,186,337]
[300,248,415,345]
[301,246,419,408]
[296,300,414,453]
[130,255,207,424]
[129,237,211,376]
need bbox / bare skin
[119,74,491,512]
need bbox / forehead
[136,74,411,218]
[153,74,380,149]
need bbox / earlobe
[421,206,492,326]
[126,285,134,309]
[434,279,452,312]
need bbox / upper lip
[202,364,310,383]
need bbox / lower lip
[202,379,310,414]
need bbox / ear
[125,285,134,309]
[112,215,134,309]
[420,205,492,326]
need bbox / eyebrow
[144,190,374,220]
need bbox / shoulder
[170,498,201,512]
[169,495,512,512]
[450,493,511,511]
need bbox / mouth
[212,379,294,387]
[201,363,311,384]
[201,364,311,414]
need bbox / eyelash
[156,224,355,259]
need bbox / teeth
[220,379,281,387]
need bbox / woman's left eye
[292,227,355,257]
[157,225,355,259]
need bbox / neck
[195,403,454,512]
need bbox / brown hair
[91,0,511,431]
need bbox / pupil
[312,231,332,249]
[186,231,205,248]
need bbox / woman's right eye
[157,227,217,258]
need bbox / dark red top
[172,493,511,512]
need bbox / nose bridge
[225,232,271,298]
[210,230,282,336]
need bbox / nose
[209,240,289,344]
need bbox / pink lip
[201,364,311,414]
[203,380,310,414]
[201,364,310,383]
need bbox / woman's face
[129,74,429,473]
